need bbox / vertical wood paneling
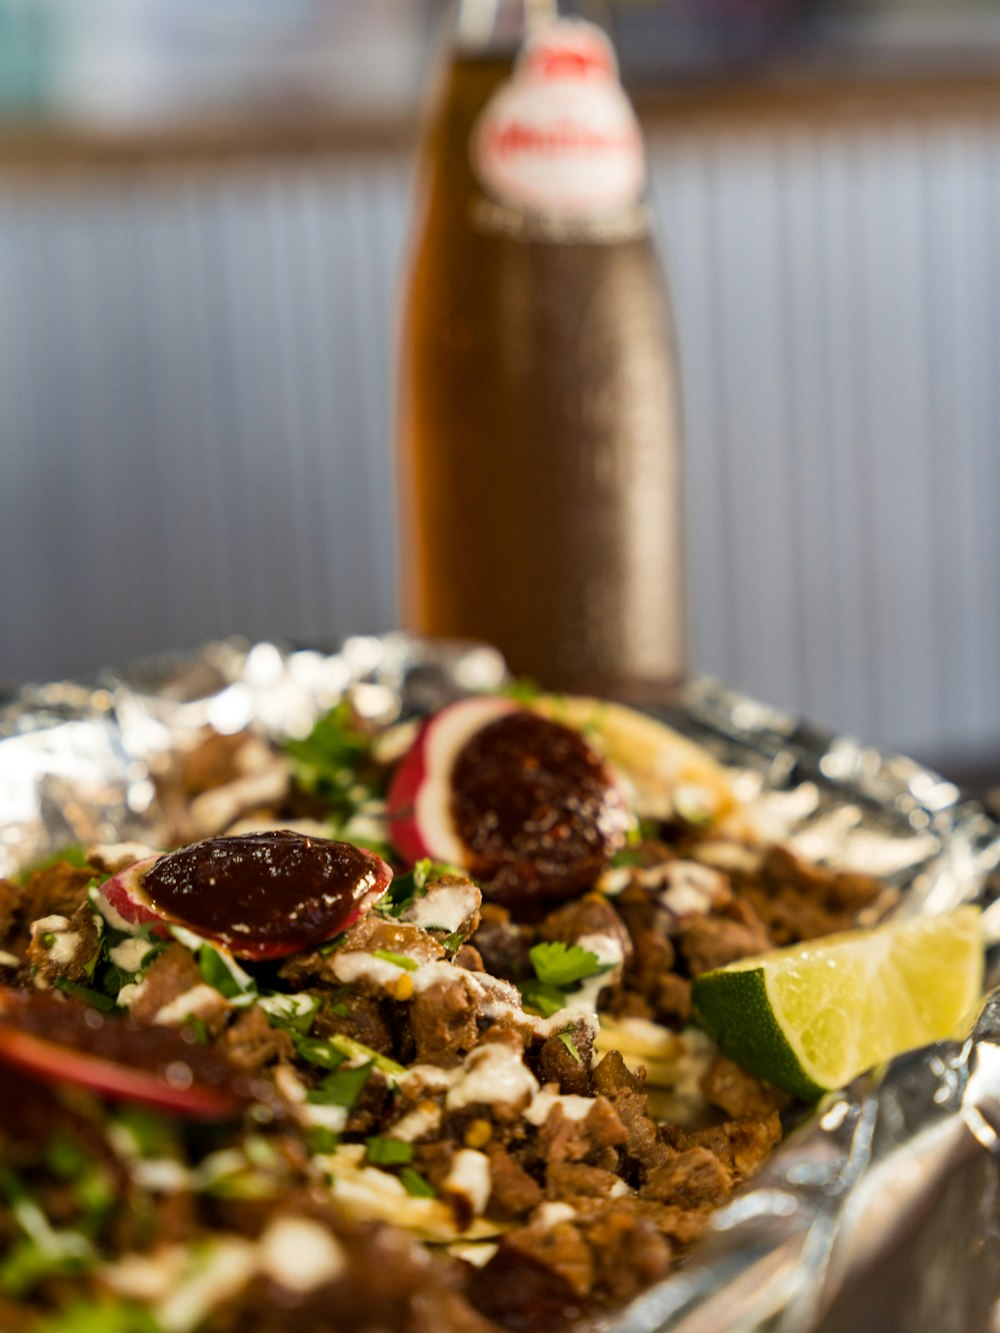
[0,123,998,762]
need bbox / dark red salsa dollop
[450,711,629,908]
[142,830,390,960]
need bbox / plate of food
[0,635,997,1333]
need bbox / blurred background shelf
[1,0,998,789]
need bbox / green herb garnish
[378,858,464,919]
[52,979,114,1012]
[372,948,419,972]
[285,702,379,821]
[33,1301,161,1333]
[306,1061,374,1110]
[517,980,567,1019]
[399,1167,436,1198]
[197,944,256,1000]
[305,1127,340,1155]
[518,942,614,1017]
[291,1035,348,1072]
[327,1034,406,1077]
[529,941,608,989]
[557,1031,583,1064]
[365,1137,415,1167]
[608,848,646,869]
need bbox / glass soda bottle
[397,0,685,697]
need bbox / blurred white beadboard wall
[1,121,999,764]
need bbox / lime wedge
[691,906,984,1100]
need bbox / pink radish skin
[387,696,518,868]
[100,855,172,933]
[0,1026,243,1118]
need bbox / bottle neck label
[470,18,646,236]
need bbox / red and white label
[472,20,646,222]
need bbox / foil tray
[2,634,999,1333]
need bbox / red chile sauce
[142,830,387,958]
[450,711,628,907]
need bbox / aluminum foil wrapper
[2,635,999,1333]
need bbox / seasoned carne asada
[0,692,891,1333]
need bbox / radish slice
[386,699,630,907]
[0,989,246,1119]
[99,831,392,961]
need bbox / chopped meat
[0,878,18,940]
[579,1206,672,1303]
[537,1097,628,1166]
[345,1070,393,1137]
[486,1142,544,1220]
[701,1053,791,1119]
[492,1219,595,1298]
[545,1162,623,1203]
[625,928,676,1000]
[591,1048,643,1100]
[180,728,253,795]
[677,898,771,975]
[730,845,889,945]
[25,902,100,986]
[221,1005,294,1073]
[126,943,207,1024]
[538,894,632,964]
[469,1242,587,1333]
[453,944,484,971]
[470,904,533,983]
[654,973,692,1028]
[339,917,445,967]
[18,860,95,924]
[589,1052,669,1173]
[640,1148,733,1208]
[534,1020,594,1097]
[665,1112,783,1181]
[634,1200,716,1249]
[315,991,394,1055]
[410,975,481,1064]
[606,1088,670,1174]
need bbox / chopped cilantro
[518,980,567,1019]
[112,1106,177,1159]
[557,1031,583,1064]
[307,1061,373,1110]
[378,858,464,918]
[441,932,464,953]
[285,702,379,821]
[305,1127,340,1155]
[327,1034,406,1077]
[529,941,608,989]
[365,1137,415,1167]
[0,1238,93,1298]
[33,1301,161,1333]
[52,979,114,1012]
[40,932,57,948]
[608,848,646,869]
[45,1134,89,1180]
[291,1034,347,1072]
[399,1166,436,1198]
[258,992,319,1034]
[186,1016,210,1046]
[197,945,256,1000]
[372,948,418,972]
[329,1002,350,1018]
[500,677,540,703]
[15,846,96,887]
[0,1171,95,1297]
